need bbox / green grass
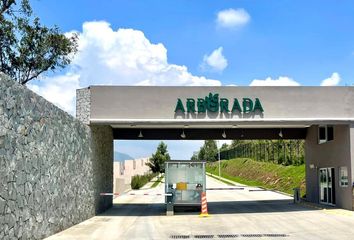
[206,158,305,195]
[151,174,164,188]
[131,173,157,189]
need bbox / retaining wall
[0,73,113,239]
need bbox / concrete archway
[77,85,354,211]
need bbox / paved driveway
[46,176,354,240]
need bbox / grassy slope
[206,158,305,195]
[151,174,164,188]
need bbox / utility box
[165,160,206,214]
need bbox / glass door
[319,168,335,205]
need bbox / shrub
[131,173,157,189]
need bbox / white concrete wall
[89,86,354,121]
[113,158,150,193]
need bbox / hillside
[206,158,305,195]
[114,152,134,161]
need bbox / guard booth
[165,161,206,215]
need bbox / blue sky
[28,0,354,159]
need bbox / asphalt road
[46,176,354,240]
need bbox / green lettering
[175,98,185,113]
[242,98,253,113]
[197,98,206,113]
[205,93,219,112]
[253,98,264,112]
[187,98,196,113]
[220,98,229,112]
[231,98,242,112]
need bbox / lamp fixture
[181,130,186,139]
[279,129,283,138]
[138,130,143,138]
[222,130,227,139]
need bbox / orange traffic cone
[199,192,209,217]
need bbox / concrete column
[76,88,91,125]
[90,125,114,214]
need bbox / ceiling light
[222,130,227,139]
[181,130,186,139]
[138,130,143,138]
[279,129,283,138]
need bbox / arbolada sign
[174,93,264,114]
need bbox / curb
[206,172,292,197]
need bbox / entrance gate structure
[77,86,354,210]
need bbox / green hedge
[131,173,157,189]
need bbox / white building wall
[113,158,151,194]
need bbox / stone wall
[0,73,113,239]
[91,125,113,214]
[76,88,90,125]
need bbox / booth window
[318,125,334,144]
[339,166,349,187]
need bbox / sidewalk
[206,172,292,197]
[206,172,246,187]
[140,175,162,189]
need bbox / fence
[220,140,305,166]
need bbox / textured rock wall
[0,73,113,239]
[91,125,113,214]
[76,88,90,124]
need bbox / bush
[131,173,157,189]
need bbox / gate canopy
[76,86,354,139]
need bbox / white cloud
[74,21,220,86]
[29,21,221,115]
[28,73,80,114]
[249,76,300,86]
[216,8,250,28]
[201,47,228,72]
[320,72,340,86]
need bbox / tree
[0,0,77,84]
[220,143,229,152]
[197,146,205,161]
[147,141,171,173]
[230,140,242,149]
[191,151,199,161]
[198,140,218,162]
